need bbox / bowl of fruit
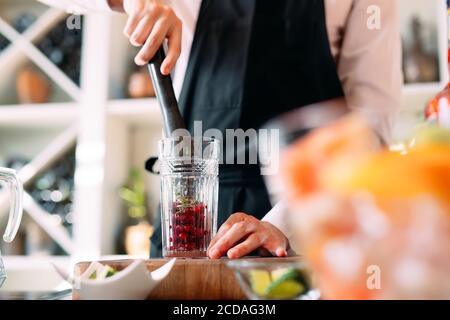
[226,259,319,300]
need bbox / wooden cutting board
[73,257,300,300]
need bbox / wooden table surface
[74,257,301,300]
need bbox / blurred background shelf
[0,0,160,279]
[0,103,77,127]
[0,8,65,68]
[108,98,162,125]
[0,4,75,105]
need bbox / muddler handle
[148,47,186,137]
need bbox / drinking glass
[159,136,219,258]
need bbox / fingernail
[227,249,237,259]
[210,249,220,259]
[161,65,170,75]
[135,56,145,65]
[276,248,287,257]
[130,37,140,47]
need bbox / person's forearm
[107,0,124,11]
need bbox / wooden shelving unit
[108,98,162,125]
[0,103,77,127]
[0,0,163,276]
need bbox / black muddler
[148,47,186,137]
[145,47,190,173]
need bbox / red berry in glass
[167,195,209,256]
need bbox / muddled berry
[168,197,209,254]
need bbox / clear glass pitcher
[159,136,219,258]
[0,167,23,287]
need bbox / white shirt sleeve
[262,201,298,255]
[37,0,112,13]
[165,0,202,98]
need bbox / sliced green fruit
[248,267,309,299]
[271,268,299,282]
[413,126,450,147]
[249,270,272,297]
[265,279,304,299]
[105,265,117,278]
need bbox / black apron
[150,0,344,257]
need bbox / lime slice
[414,126,450,146]
[105,265,117,278]
[271,268,298,282]
[266,279,304,299]
[88,271,97,280]
[249,270,272,297]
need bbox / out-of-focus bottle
[424,2,450,128]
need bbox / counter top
[74,257,301,300]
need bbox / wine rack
[0,0,163,279]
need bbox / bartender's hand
[109,0,182,74]
[207,213,289,259]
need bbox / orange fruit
[329,144,450,206]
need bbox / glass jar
[159,136,219,258]
[0,167,23,287]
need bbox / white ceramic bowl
[74,259,176,300]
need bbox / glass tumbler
[159,136,219,258]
